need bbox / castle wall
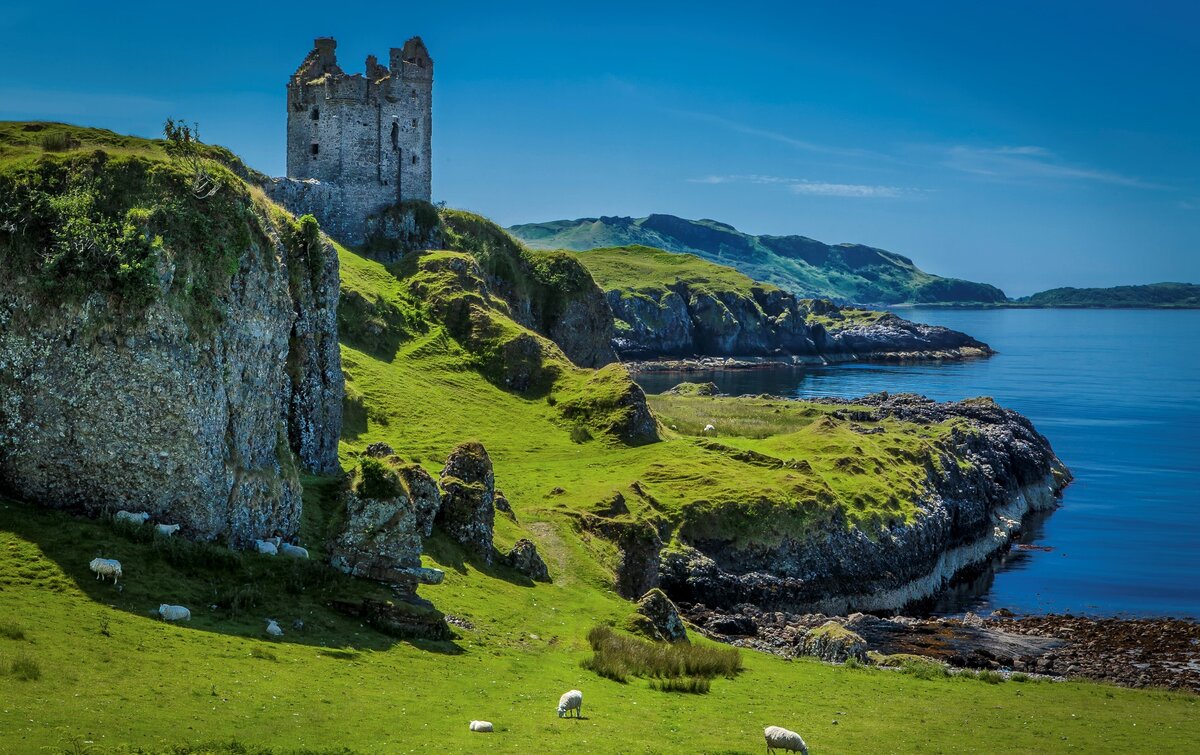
[279,37,432,246]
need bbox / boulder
[328,492,422,585]
[800,621,868,663]
[398,464,441,537]
[502,538,551,582]
[437,441,496,562]
[494,491,516,520]
[633,588,688,643]
[365,441,395,458]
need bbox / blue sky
[3,1,1197,295]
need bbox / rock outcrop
[607,285,991,362]
[800,621,867,663]
[632,588,688,643]
[659,393,1071,615]
[329,491,423,583]
[502,538,551,582]
[437,441,496,562]
[0,206,342,545]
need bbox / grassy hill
[1,124,1197,752]
[509,214,1007,306]
[1017,282,1200,308]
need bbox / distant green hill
[509,214,1007,306]
[1018,283,1200,308]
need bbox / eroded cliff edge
[0,131,341,544]
[654,393,1071,614]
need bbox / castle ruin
[269,36,433,246]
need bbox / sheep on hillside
[703,423,716,435]
[764,725,808,754]
[279,543,309,559]
[89,558,123,584]
[155,523,181,537]
[254,539,278,556]
[115,511,150,525]
[158,604,191,622]
[265,619,283,638]
[557,689,583,719]
[469,721,494,732]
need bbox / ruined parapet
[277,36,433,247]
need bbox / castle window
[411,154,418,165]
[411,89,417,102]
[311,108,319,121]
[411,118,417,128]
[310,143,319,157]
[390,122,399,150]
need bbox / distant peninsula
[1015,283,1200,309]
[509,214,1007,306]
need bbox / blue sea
[635,309,1200,619]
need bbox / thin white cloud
[688,174,919,198]
[1177,198,1200,210]
[664,108,895,162]
[942,145,1166,190]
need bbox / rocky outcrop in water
[659,393,1071,615]
[609,286,991,362]
[0,219,342,545]
[437,441,496,562]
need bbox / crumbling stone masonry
[269,36,433,246]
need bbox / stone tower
[271,36,433,245]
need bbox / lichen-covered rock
[437,441,496,562]
[399,463,441,537]
[801,620,868,663]
[666,381,719,397]
[494,491,516,520]
[634,588,688,643]
[365,441,395,458]
[331,597,451,641]
[328,491,422,584]
[0,217,342,544]
[503,538,550,582]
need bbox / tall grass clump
[649,677,710,694]
[0,619,26,641]
[4,652,42,681]
[39,131,77,152]
[581,625,741,688]
[898,657,951,681]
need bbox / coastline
[623,345,994,373]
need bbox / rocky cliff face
[0,187,342,545]
[608,285,991,361]
[659,394,1071,614]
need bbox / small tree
[163,118,219,199]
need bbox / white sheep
[268,536,282,547]
[279,543,309,559]
[265,619,283,637]
[557,689,583,719]
[158,604,191,622]
[254,539,278,556]
[703,423,716,435]
[89,557,122,584]
[155,523,181,537]
[114,510,150,525]
[468,721,494,733]
[764,725,808,754]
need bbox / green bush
[898,658,951,681]
[581,625,741,686]
[39,131,78,152]
[355,457,405,499]
[975,669,1005,684]
[649,677,710,694]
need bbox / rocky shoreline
[680,604,1200,691]
[624,345,993,373]
[659,393,1071,617]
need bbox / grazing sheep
[114,510,150,525]
[158,604,191,622]
[703,423,716,435]
[469,721,494,733]
[268,536,282,547]
[557,689,583,719]
[279,543,309,559]
[254,539,278,556]
[88,558,122,584]
[265,619,283,638]
[764,726,808,754]
[155,523,181,537]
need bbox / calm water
[636,309,1200,619]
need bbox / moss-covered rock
[801,621,868,663]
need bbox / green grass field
[2,125,1197,753]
